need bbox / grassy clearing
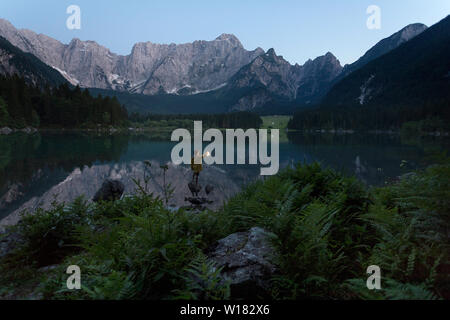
[261,116,292,130]
[261,116,292,142]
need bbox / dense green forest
[0,75,263,130]
[288,102,450,132]
[88,87,232,115]
[129,111,263,129]
[0,76,128,129]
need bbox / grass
[261,116,292,142]
[261,116,292,130]
[0,161,448,300]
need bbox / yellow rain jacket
[191,156,203,174]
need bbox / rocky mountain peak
[215,33,242,47]
[0,19,14,31]
[294,51,343,104]
[228,47,344,109]
[0,17,435,113]
[340,23,428,78]
[266,48,276,56]
[0,36,67,87]
[397,23,428,42]
[303,52,342,72]
[261,48,291,66]
[324,51,337,60]
[0,19,263,94]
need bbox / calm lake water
[0,131,448,225]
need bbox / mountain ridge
[0,19,265,96]
[289,15,450,130]
[0,36,67,87]
[337,23,428,82]
[0,18,435,114]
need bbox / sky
[0,0,449,66]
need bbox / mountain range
[0,17,443,114]
[288,15,450,131]
[0,35,66,87]
[322,16,449,109]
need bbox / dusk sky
[0,0,449,65]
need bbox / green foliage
[5,191,226,300]
[0,96,10,127]
[12,197,92,267]
[400,118,449,139]
[220,162,449,299]
[0,76,129,129]
[1,161,449,300]
[345,279,439,300]
[288,104,450,132]
[261,115,291,130]
[129,111,263,130]
[173,253,230,300]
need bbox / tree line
[0,75,128,129]
[129,111,263,129]
[288,99,450,132]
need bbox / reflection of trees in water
[0,133,42,192]
[1,160,243,227]
[0,132,263,221]
[0,133,130,197]
[285,132,448,185]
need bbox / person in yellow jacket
[191,150,209,185]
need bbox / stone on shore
[93,179,125,202]
[208,227,278,299]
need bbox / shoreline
[2,126,450,138]
[0,126,160,135]
[288,128,450,136]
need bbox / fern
[173,253,230,300]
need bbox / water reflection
[0,131,448,226]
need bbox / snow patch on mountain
[358,75,375,105]
[52,66,79,86]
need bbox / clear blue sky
[0,0,449,65]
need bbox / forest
[0,75,129,129]
[288,100,450,132]
[0,75,264,131]
[129,111,263,130]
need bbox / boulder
[92,179,125,202]
[0,230,23,259]
[208,227,278,299]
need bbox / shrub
[1,161,448,300]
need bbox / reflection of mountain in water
[0,132,265,225]
[0,160,243,228]
[285,133,437,185]
[0,133,130,220]
[1,131,448,227]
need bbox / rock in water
[208,227,278,299]
[93,179,125,202]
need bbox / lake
[0,131,448,227]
